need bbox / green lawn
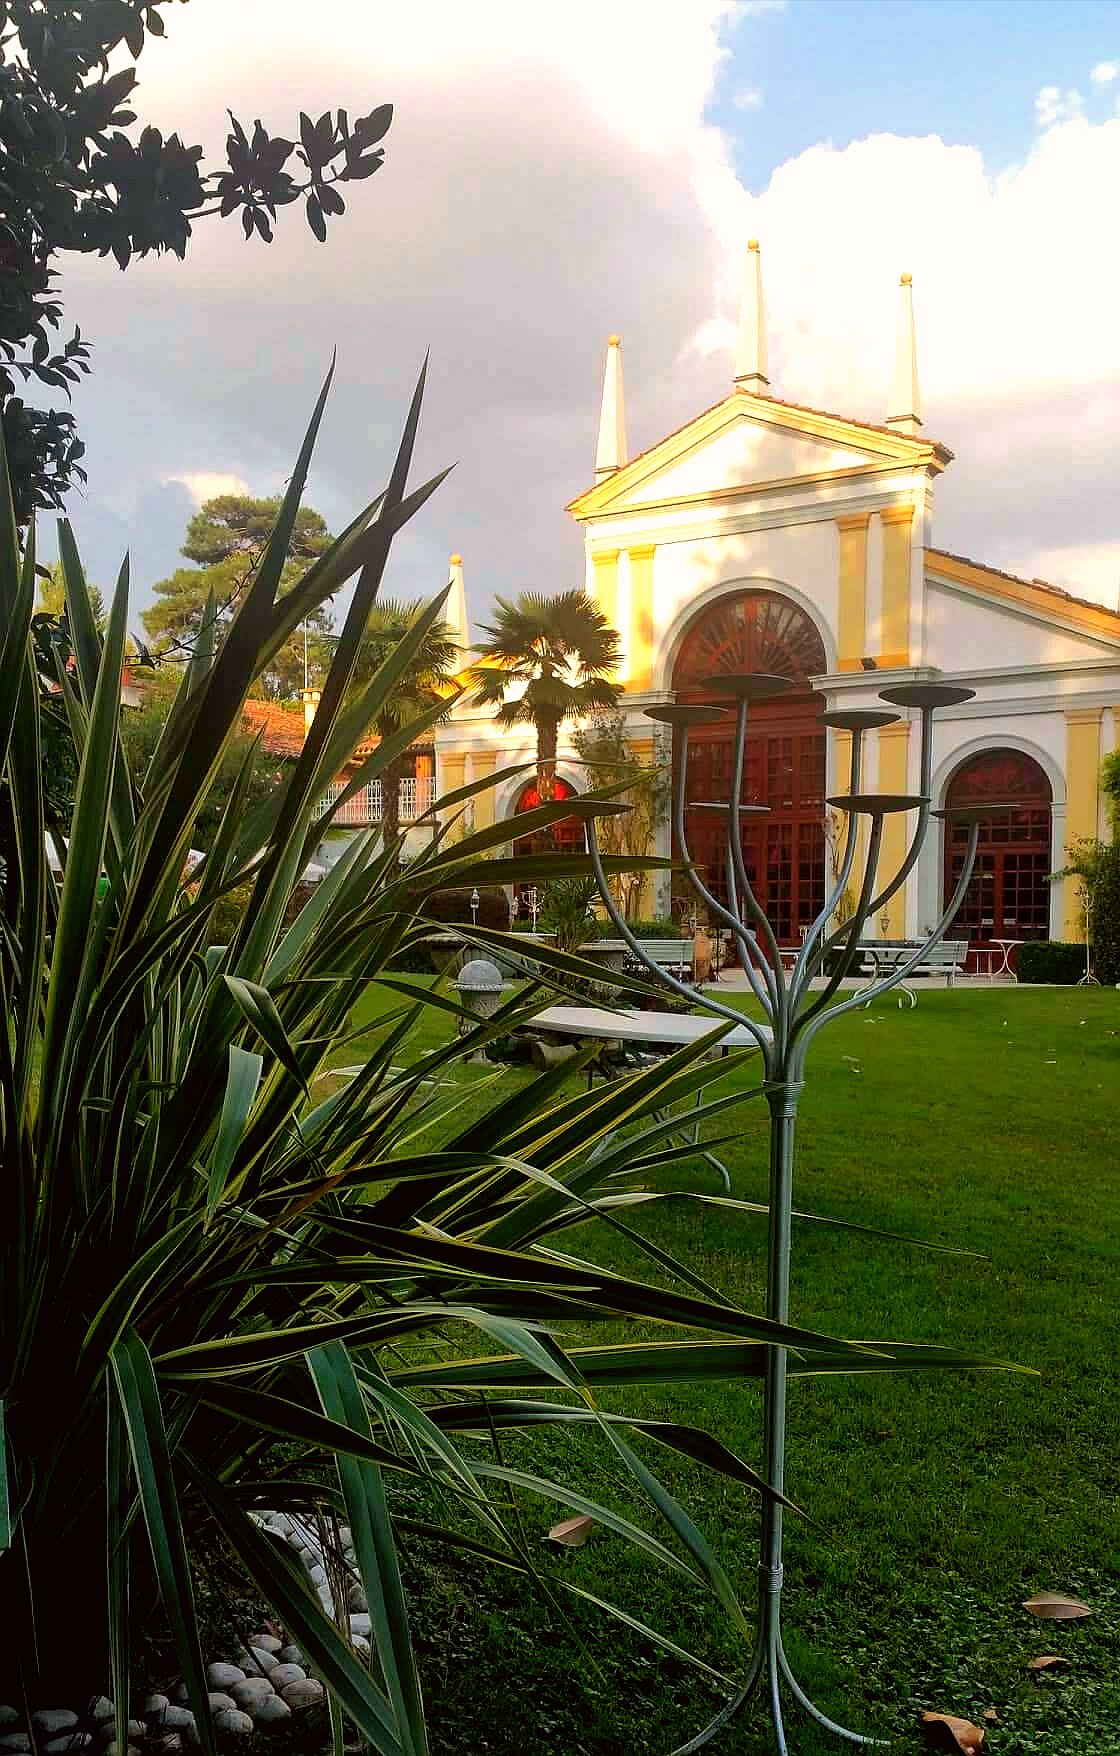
[340,983,1120,1755]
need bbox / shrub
[1093,840,1120,984]
[416,884,509,930]
[539,876,599,951]
[1017,940,1086,984]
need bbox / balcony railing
[313,777,435,826]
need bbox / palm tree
[349,600,459,848]
[470,591,622,832]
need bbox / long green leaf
[189,1455,407,1756]
[207,1046,263,1217]
[310,1344,427,1756]
[0,1399,10,1551]
[109,1331,215,1756]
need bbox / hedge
[1017,940,1086,985]
[415,886,510,931]
[1093,841,1120,984]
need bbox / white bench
[853,938,968,1005]
[621,938,694,979]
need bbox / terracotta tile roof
[240,698,306,758]
[755,392,951,456]
[239,699,431,763]
[926,547,1120,622]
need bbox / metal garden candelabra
[583,674,1005,1755]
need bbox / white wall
[649,522,840,688]
[617,420,873,506]
[925,580,1116,671]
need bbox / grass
[335,982,1120,1754]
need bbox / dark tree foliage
[0,0,391,521]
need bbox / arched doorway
[512,776,582,912]
[672,590,828,943]
[943,749,1053,966]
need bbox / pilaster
[1063,707,1102,939]
[627,545,656,692]
[471,749,497,833]
[439,752,465,821]
[590,548,621,672]
[879,505,913,668]
[876,720,911,937]
[835,514,869,671]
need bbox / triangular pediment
[925,548,1120,651]
[568,390,949,519]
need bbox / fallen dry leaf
[547,1513,594,1547]
[1023,1591,1092,1620]
[1027,1655,1068,1671]
[982,1709,998,1724]
[921,1711,985,1752]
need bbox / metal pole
[577,676,1011,1753]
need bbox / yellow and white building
[437,244,1120,959]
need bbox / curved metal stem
[727,700,786,1015]
[667,1637,766,1756]
[584,820,775,1060]
[672,726,775,1018]
[794,815,885,1032]
[777,1635,887,1746]
[794,821,981,1063]
[790,733,866,1002]
[818,708,935,962]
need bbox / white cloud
[57,1,1120,624]
[1090,60,1118,86]
[1035,85,1084,128]
[160,471,251,504]
[733,86,764,110]
[1025,543,1120,611]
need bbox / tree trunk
[382,750,407,869]
[536,715,560,852]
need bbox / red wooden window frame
[943,748,1053,964]
[672,591,828,944]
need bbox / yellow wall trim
[1063,708,1102,938]
[876,722,911,936]
[880,510,913,666]
[836,515,869,668]
[590,549,622,674]
[627,544,656,691]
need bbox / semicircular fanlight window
[672,590,827,693]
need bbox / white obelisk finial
[886,273,921,436]
[446,552,470,656]
[734,238,769,391]
[594,334,627,481]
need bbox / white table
[529,1005,769,1190]
[989,937,1024,981]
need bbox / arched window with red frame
[672,590,828,944]
[512,777,582,906]
[943,748,1053,965]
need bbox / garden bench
[621,938,694,980]
[850,938,969,1006]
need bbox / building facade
[437,246,1120,957]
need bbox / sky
[51,0,1120,627]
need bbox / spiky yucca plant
[0,368,1003,1756]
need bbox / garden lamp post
[583,674,1006,1754]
